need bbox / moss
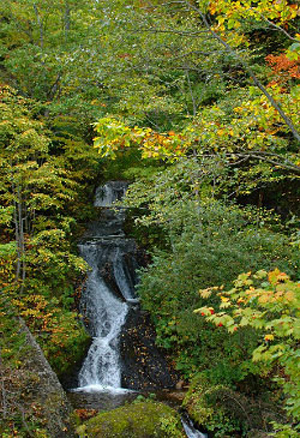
[77,401,184,438]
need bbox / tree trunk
[64,2,71,39]
[33,4,44,49]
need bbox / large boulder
[77,400,185,438]
[0,316,74,437]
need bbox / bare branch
[133,27,210,37]
[251,8,300,42]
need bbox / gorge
[73,181,207,438]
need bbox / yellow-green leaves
[209,0,299,33]
[196,269,300,421]
[93,117,188,161]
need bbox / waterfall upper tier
[94,181,129,207]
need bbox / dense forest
[1,1,300,437]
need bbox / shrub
[137,201,300,382]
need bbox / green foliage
[0,0,213,131]
[0,85,95,379]
[137,200,300,382]
[93,117,186,161]
[158,414,184,438]
[2,0,300,435]
[183,375,281,438]
[269,422,300,438]
[197,269,300,434]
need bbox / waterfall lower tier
[77,237,138,391]
[78,271,128,389]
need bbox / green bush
[183,375,280,438]
[197,269,300,436]
[137,201,300,382]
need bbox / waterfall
[77,181,137,391]
[74,181,209,438]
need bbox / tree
[0,85,91,377]
[196,269,300,436]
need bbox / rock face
[20,321,75,437]
[77,401,185,438]
[120,309,179,390]
[0,318,74,438]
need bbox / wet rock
[120,309,179,390]
[98,249,139,303]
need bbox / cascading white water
[77,269,128,389]
[77,181,136,392]
[181,416,208,438]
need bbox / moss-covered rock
[77,401,185,438]
[183,376,283,438]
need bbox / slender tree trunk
[64,2,71,40]
[0,349,7,419]
[17,187,26,293]
[33,4,44,49]
[12,183,21,283]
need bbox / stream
[71,181,207,438]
